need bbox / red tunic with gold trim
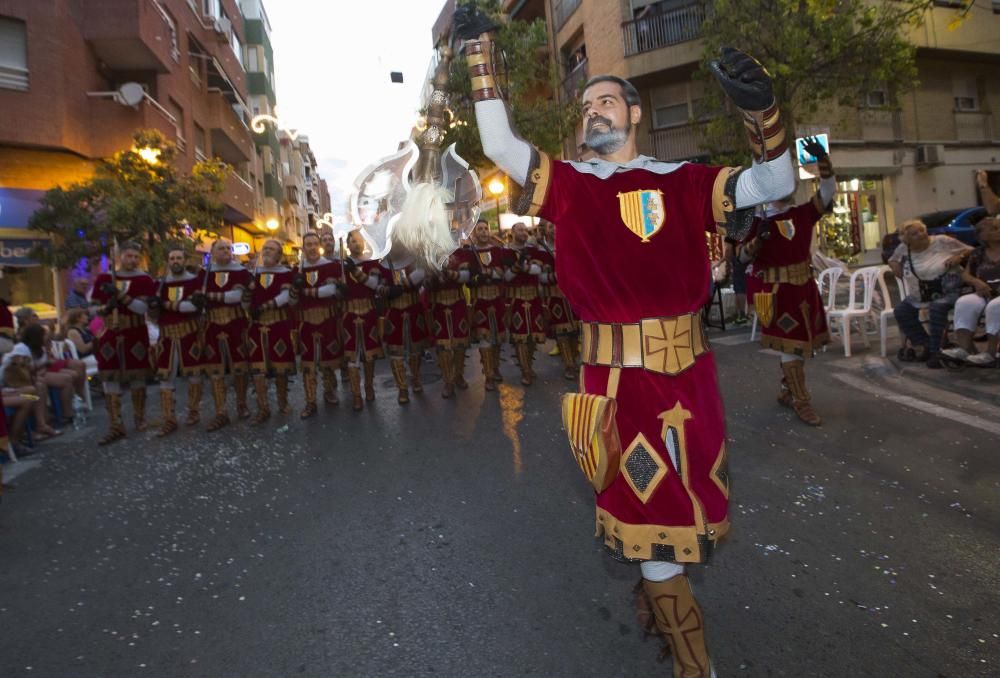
[430,248,475,348]
[153,272,205,379]
[534,244,578,337]
[743,199,830,357]
[342,258,386,361]
[91,271,156,381]
[0,301,15,343]
[381,264,429,356]
[202,264,251,375]
[526,153,734,564]
[505,245,547,344]
[247,266,296,375]
[470,245,509,345]
[297,258,343,371]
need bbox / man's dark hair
[22,323,46,357]
[120,241,142,253]
[302,231,321,242]
[167,244,186,257]
[583,75,641,108]
[477,218,490,226]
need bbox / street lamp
[265,218,279,231]
[133,146,161,165]
[487,177,505,229]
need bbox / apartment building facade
[0,0,324,309]
[543,0,1000,262]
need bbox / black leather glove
[292,273,306,290]
[100,282,118,298]
[386,284,405,300]
[249,305,261,321]
[708,47,773,111]
[145,295,162,310]
[801,135,828,161]
[343,258,358,275]
[188,292,207,310]
[473,273,492,286]
[453,2,498,41]
[335,281,349,296]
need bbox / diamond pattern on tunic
[324,340,341,355]
[273,339,288,357]
[512,314,524,330]
[433,320,443,335]
[624,443,659,493]
[458,319,469,333]
[130,343,146,360]
[776,312,799,333]
[245,336,259,356]
[100,344,116,361]
[187,344,202,361]
[383,319,396,336]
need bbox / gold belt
[344,298,375,315]
[475,285,501,301]
[257,308,288,325]
[758,260,812,285]
[300,306,335,324]
[111,313,145,330]
[208,306,243,324]
[161,319,199,340]
[580,313,708,376]
[542,284,564,299]
[508,285,538,301]
[388,290,420,309]
[432,288,464,305]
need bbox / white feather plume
[392,182,456,272]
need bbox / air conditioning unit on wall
[915,144,944,167]
[213,16,232,39]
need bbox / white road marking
[832,372,1000,436]
[2,458,43,482]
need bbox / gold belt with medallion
[432,288,464,306]
[580,312,708,376]
[757,260,812,285]
[475,285,502,301]
[160,319,199,340]
[207,306,243,324]
[388,290,420,310]
[508,285,538,301]
[344,298,375,315]
[111,313,145,330]
[257,308,288,325]
[300,306,335,324]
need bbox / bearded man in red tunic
[295,231,344,417]
[505,221,547,385]
[428,246,476,397]
[90,241,157,445]
[342,229,388,410]
[381,260,430,404]
[458,6,795,672]
[468,220,508,390]
[149,246,206,436]
[740,137,835,426]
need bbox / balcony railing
[955,111,993,142]
[553,0,581,30]
[649,125,704,162]
[622,2,705,57]
[561,58,588,101]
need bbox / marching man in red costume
[505,221,547,385]
[469,219,508,390]
[295,231,343,416]
[202,238,252,430]
[741,137,835,426]
[536,221,580,380]
[342,229,387,410]
[457,5,795,673]
[428,246,476,397]
[149,246,206,436]
[381,259,429,404]
[247,239,297,423]
[90,241,157,445]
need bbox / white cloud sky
[263,0,447,218]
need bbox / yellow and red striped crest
[561,392,622,493]
[617,189,665,242]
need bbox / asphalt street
[1,329,997,678]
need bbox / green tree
[442,0,580,170]
[29,129,228,271]
[696,0,946,164]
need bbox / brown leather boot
[777,377,793,408]
[409,354,423,393]
[438,349,455,398]
[184,380,202,425]
[348,365,363,411]
[479,346,496,391]
[557,335,577,380]
[206,377,230,431]
[642,575,715,678]
[363,360,376,402]
[780,359,821,426]
[252,375,270,424]
[515,343,534,386]
[234,373,250,419]
[157,388,178,437]
[391,358,409,404]
[275,374,290,415]
[322,367,339,405]
[131,387,147,431]
[98,392,126,445]
[452,348,468,389]
[300,370,318,419]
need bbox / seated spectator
[65,276,92,312]
[13,307,39,339]
[978,170,999,217]
[941,217,1000,366]
[64,308,96,358]
[3,325,79,426]
[0,349,62,441]
[2,386,52,453]
[888,219,972,368]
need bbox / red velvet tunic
[202,265,251,376]
[506,245,547,343]
[529,155,732,564]
[743,200,830,356]
[470,246,508,345]
[534,245,578,337]
[342,259,386,361]
[91,271,156,382]
[381,264,429,356]
[247,267,296,375]
[153,272,205,379]
[429,248,474,348]
[297,259,343,370]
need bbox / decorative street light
[134,146,161,165]
[487,177,505,229]
[265,218,279,231]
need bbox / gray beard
[585,125,629,155]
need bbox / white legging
[640,560,685,582]
[953,293,1000,336]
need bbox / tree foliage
[28,129,228,271]
[441,0,580,169]
[696,0,942,164]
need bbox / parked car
[880,206,987,263]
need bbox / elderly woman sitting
[941,217,1000,366]
[888,219,972,368]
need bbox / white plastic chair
[827,266,882,357]
[58,338,95,411]
[816,267,844,314]
[877,266,904,357]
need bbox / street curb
[885,356,1000,407]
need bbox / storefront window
[820,176,887,263]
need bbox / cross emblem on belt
[643,316,693,375]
